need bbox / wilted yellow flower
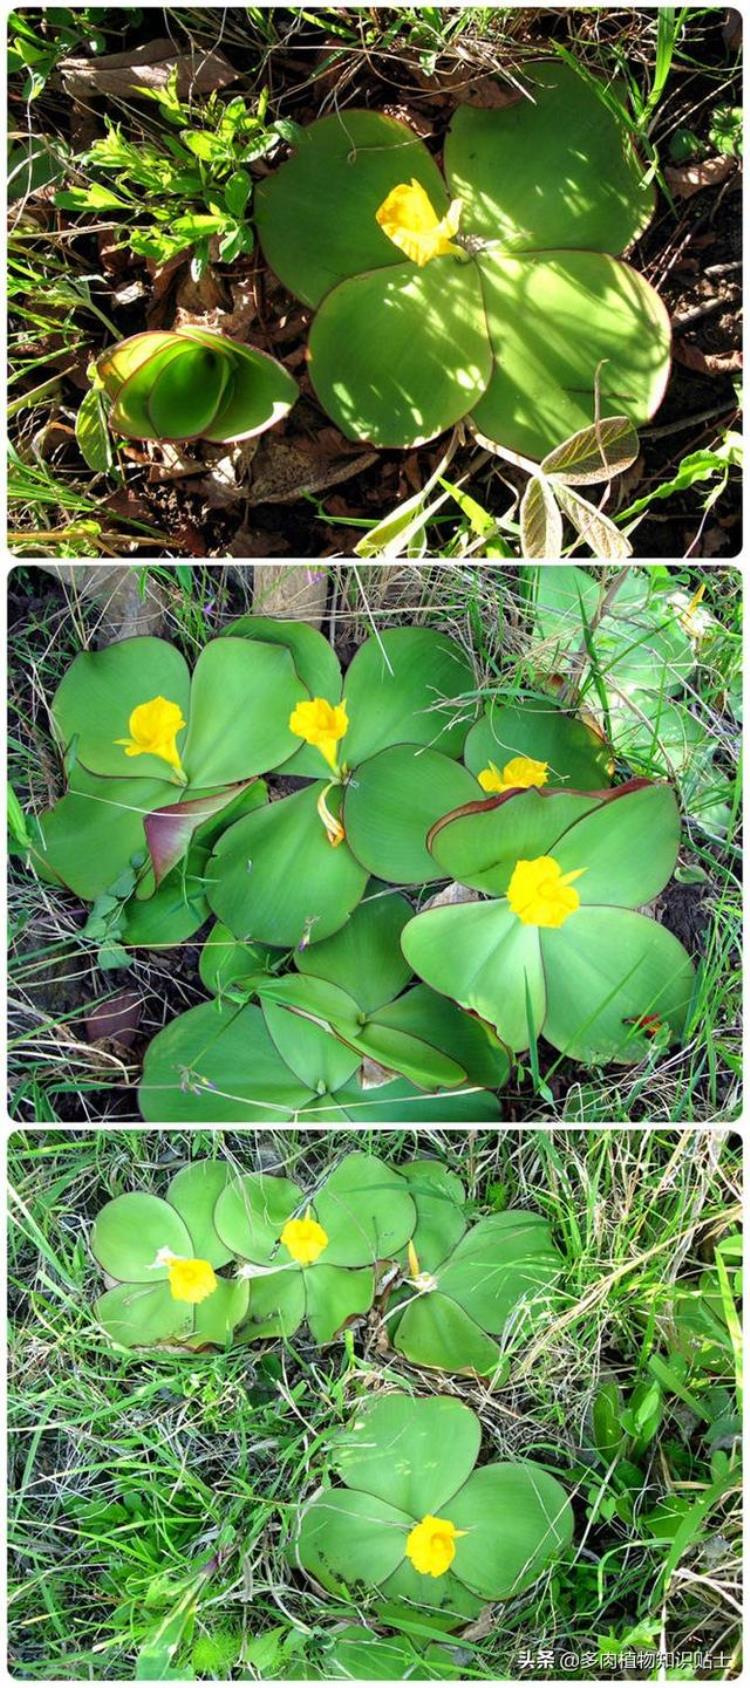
[289,697,349,772]
[376,179,463,267]
[507,855,585,928]
[115,695,186,775]
[281,1208,329,1266]
[165,1256,218,1303]
[478,755,550,794]
[406,1514,467,1577]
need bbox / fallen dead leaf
[85,990,142,1047]
[422,881,481,911]
[247,438,378,504]
[664,155,737,199]
[673,342,743,375]
[60,38,237,100]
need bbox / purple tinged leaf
[145,779,257,886]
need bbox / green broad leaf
[296,1488,413,1593]
[330,1076,502,1123]
[222,614,342,707]
[199,921,276,997]
[56,183,130,211]
[52,636,191,781]
[313,1152,416,1267]
[214,1170,302,1263]
[394,1292,504,1382]
[255,109,450,309]
[27,769,172,900]
[344,745,481,883]
[343,627,476,766]
[304,1263,374,1344]
[396,1159,467,1271]
[520,474,563,560]
[316,1625,460,1682]
[471,248,670,461]
[334,1394,481,1516]
[429,786,604,896]
[463,698,610,792]
[165,1161,235,1267]
[119,850,210,949]
[309,257,492,449]
[401,900,546,1053]
[207,782,368,948]
[262,995,361,1095]
[540,905,695,1063]
[533,565,695,693]
[296,884,413,1013]
[181,637,303,786]
[185,1276,250,1349]
[542,416,640,485]
[91,1191,192,1282]
[445,62,654,253]
[436,1212,561,1336]
[94,1281,193,1348]
[110,339,213,439]
[192,776,268,849]
[610,697,708,780]
[182,329,298,444]
[149,339,232,440]
[97,332,178,401]
[139,1000,312,1123]
[378,1561,484,1624]
[554,781,680,907]
[223,167,252,216]
[373,985,510,1090]
[239,1268,306,1340]
[75,385,114,473]
[450,1461,574,1599]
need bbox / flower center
[376,179,463,268]
[507,855,585,928]
[114,695,186,777]
[406,1514,467,1577]
[161,1253,218,1303]
[289,697,348,774]
[478,754,549,794]
[280,1208,329,1266]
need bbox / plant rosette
[402,780,695,1062]
[255,61,670,454]
[95,326,298,444]
[29,630,313,902]
[294,1393,574,1622]
[384,1162,562,1380]
[287,1624,460,1681]
[139,909,504,1123]
[91,1161,248,1350]
[213,1153,415,1344]
[206,619,481,948]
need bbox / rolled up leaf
[96,326,298,444]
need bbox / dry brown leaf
[247,438,377,504]
[422,881,481,912]
[85,990,142,1048]
[664,155,737,199]
[673,342,743,374]
[60,38,237,99]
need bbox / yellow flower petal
[507,855,585,928]
[478,755,549,794]
[114,695,186,775]
[166,1256,218,1304]
[281,1208,329,1266]
[289,697,348,772]
[376,179,463,267]
[406,1514,467,1577]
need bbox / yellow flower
[115,695,186,775]
[289,697,349,772]
[406,1514,467,1577]
[507,855,585,929]
[165,1256,218,1304]
[281,1207,329,1267]
[478,755,550,794]
[376,179,463,268]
